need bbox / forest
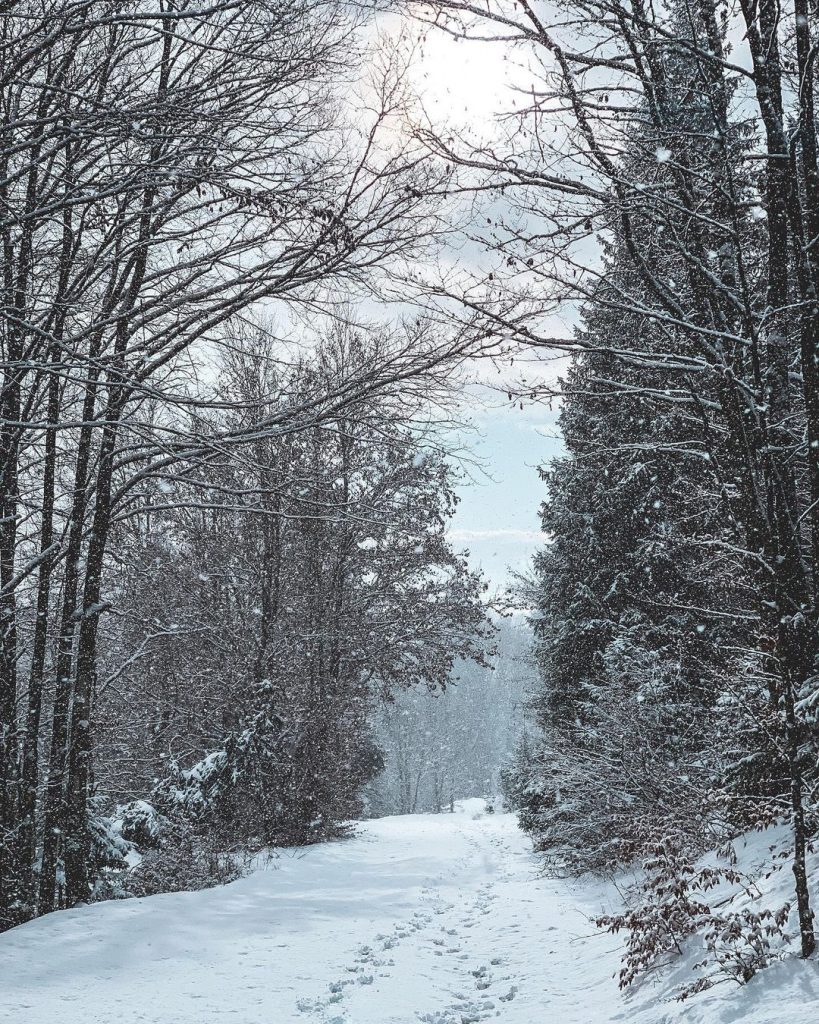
[2,0,819,1020]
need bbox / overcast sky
[400,26,568,591]
[448,397,562,593]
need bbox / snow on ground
[2,799,818,1024]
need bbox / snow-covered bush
[116,800,170,850]
[597,838,791,996]
[126,831,249,898]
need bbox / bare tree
[0,0,476,927]
[93,327,491,852]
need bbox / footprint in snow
[470,966,493,990]
[419,996,496,1024]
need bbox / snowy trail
[3,802,817,1024]
[1,802,622,1024]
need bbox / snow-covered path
[2,802,622,1024]
[3,801,817,1024]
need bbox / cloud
[447,528,547,543]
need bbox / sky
[447,395,562,595]
[399,21,568,591]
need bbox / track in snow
[0,801,658,1024]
